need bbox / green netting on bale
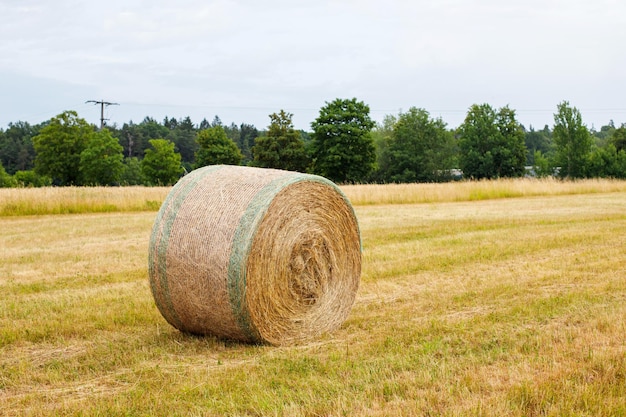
[148,165,361,345]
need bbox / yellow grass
[0,180,625,416]
[343,177,626,205]
[0,186,169,216]
[3,178,625,216]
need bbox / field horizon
[1,177,626,217]
[1,179,625,416]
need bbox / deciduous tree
[458,104,526,179]
[310,98,376,183]
[385,107,456,182]
[194,126,242,168]
[586,144,623,178]
[32,111,95,185]
[368,115,396,182]
[0,162,17,187]
[553,101,592,178]
[13,170,52,187]
[141,139,183,185]
[610,125,626,152]
[495,106,528,177]
[524,125,553,165]
[0,121,38,174]
[120,157,144,185]
[79,129,125,185]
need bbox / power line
[86,100,119,129]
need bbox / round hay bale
[148,165,361,345]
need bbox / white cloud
[1,0,626,129]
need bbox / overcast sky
[1,0,625,132]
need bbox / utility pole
[86,100,119,129]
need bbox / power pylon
[86,100,119,129]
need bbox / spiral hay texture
[148,165,361,345]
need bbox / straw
[148,165,361,345]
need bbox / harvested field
[1,180,625,416]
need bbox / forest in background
[1,98,625,187]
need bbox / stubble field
[0,179,625,416]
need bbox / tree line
[1,98,625,187]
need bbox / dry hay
[148,165,361,345]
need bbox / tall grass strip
[343,178,626,205]
[0,186,168,216]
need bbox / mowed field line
[0,190,625,416]
[0,212,153,284]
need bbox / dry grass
[0,186,168,216]
[3,178,626,217]
[343,177,626,205]
[1,180,625,416]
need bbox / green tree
[385,107,456,182]
[310,98,376,183]
[586,144,622,178]
[591,120,615,145]
[211,115,222,127]
[198,118,211,130]
[194,126,243,168]
[167,116,198,167]
[610,125,626,153]
[495,106,528,176]
[32,111,95,185]
[458,104,526,179]
[79,128,125,185]
[141,139,183,185]
[117,118,168,160]
[13,170,52,187]
[251,110,309,172]
[224,122,241,154]
[552,101,593,178]
[238,123,258,163]
[117,122,141,159]
[139,117,170,140]
[120,157,145,185]
[524,125,553,165]
[0,121,39,174]
[368,115,396,182]
[0,162,17,187]
[617,149,626,178]
[532,150,553,178]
